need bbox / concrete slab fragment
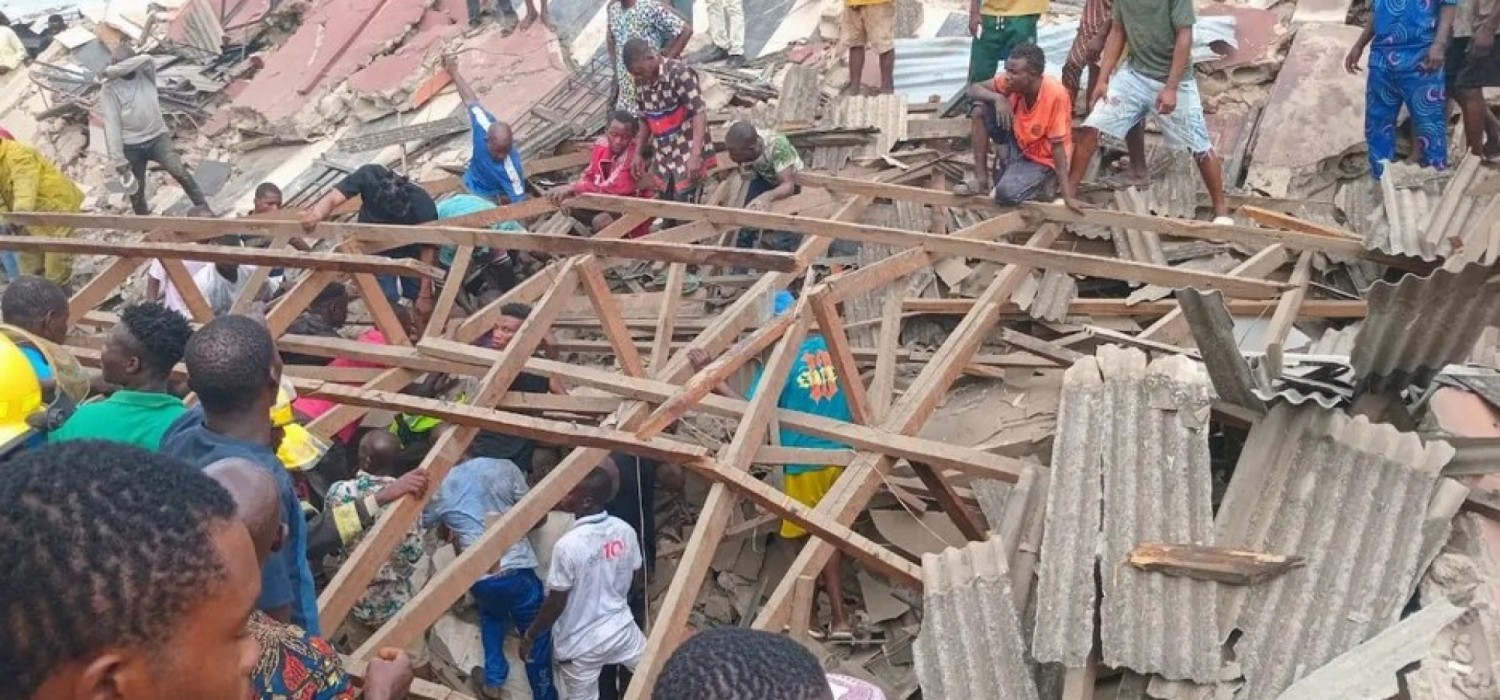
[1245,25,1367,197]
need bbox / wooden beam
[905,294,1369,320]
[751,224,1064,633]
[69,257,144,324]
[819,248,930,305]
[870,282,905,421]
[348,270,413,348]
[231,235,292,315]
[1264,251,1314,372]
[633,311,795,438]
[754,446,857,466]
[266,271,338,337]
[577,258,647,378]
[651,263,687,374]
[794,171,998,210]
[570,195,1289,299]
[158,258,216,323]
[808,285,872,425]
[317,263,580,632]
[1139,244,1289,344]
[912,460,987,541]
[998,328,1086,365]
[1022,202,1371,256]
[1128,542,1305,585]
[0,235,443,278]
[305,368,417,439]
[424,245,474,338]
[681,457,922,588]
[1239,205,1361,240]
[6,213,799,272]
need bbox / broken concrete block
[1245,25,1367,197]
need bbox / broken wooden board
[1128,542,1305,585]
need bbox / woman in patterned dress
[607,0,693,112]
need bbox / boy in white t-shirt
[521,466,643,700]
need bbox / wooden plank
[231,235,291,315]
[305,368,417,439]
[1128,542,1305,585]
[754,446,857,466]
[1023,202,1371,256]
[317,263,581,632]
[751,224,1064,633]
[577,258,647,378]
[5,213,798,272]
[789,575,818,647]
[906,294,1369,320]
[1139,244,1289,344]
[349,269,414,348]
[159,258,215,323]
[651,263,687,374]
[949,211,1029,241]
[1264,251,1314,372]
[820,248,930,304]
[1239,205,1362,240]
[633,311,796,438]
[912,461,987,540]
[795,172,997,211]
[425,245,473,338]
[680,457,922,588]
[999,328,1086,365]
[69,256,144,324]
[0,235,443,278]
[283,366,389,383]
[266,271,338,337]
[570,195,1289,299]
[808,286,872,425]
[870,282,905,420]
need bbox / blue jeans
[377,246,424,303]
[733,177,801,273]
[472,569,557,699]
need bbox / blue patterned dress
[1367,0,1457,178]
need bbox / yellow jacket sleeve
[5,145,41,213]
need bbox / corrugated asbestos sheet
[1175,288,1267,412]
[1351,263,1500,393]
[1032,355,1106,667]
[1096,349,1221,682]
[1014,269,1077,323]
[1277,599,1465,700]
[915,537,1041,700]
[1374,156,1500,264]
[811,94,907,171]
[1033,347,1221,681]
[1408,514,1500,700]
[1112,188,1168,264]
[1213,404,1454,698]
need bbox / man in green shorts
[968,0,1046,83]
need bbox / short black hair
[725,121,758,150]
[1,275,68,331]
[312,281,350,307]
[577,466,615,504]
[370,167,416,220]
[610,110,641,135]
[120,302,192,376]
[184,315,276,413]
[254,182,282,200]
[1009,42,1046,74]
[653,628,831,700]
[0,441,238,699]
[622,38,656,69]
[500,302,533,321]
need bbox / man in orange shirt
[964,43,1082,208]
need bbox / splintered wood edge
[1128,542,1306,585]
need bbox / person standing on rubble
[841,0,896,94]
[1067,0,1232,223]
[606,0,692,113]
[962,43,1084,209]
[967,0,1045,86]
[690,0,745,67]
[1345,0,1455,178]
[688,290,857,641]
[442,55,529,205]
[1446,0,1500,159]
[100,45,211,216]
[723,120,804,255]
[624,39,715,204]
[0,139,84,286]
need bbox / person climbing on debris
[101,44,211,216]
[1058,0,1148,188]
[841,0,895,94]
[0,138,85,286]
[521,465,646,700]
[624,39,715,204]
[688,290,857,641]
[1067,0,1232,223]
[48,302,190,450]
[1346,0,1456,177]
[301,164,440,318]
[422,453,557,700]
[548,110,657,238]
[961,43,1084,209]
[468,302,566,474]
[606,0,692,113]
[690,0,745,67]
[1447,0,1500,159]
[443,54,529,205]
[723,120,803,254]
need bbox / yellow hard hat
[0,334,42,447]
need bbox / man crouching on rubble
[959,43,1084,211]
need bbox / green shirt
[49,390,187,450]
[1115,0,1195,82]
[744,129,803,183]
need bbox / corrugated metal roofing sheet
[811,94,906,171]
[914,537,1041,700]
[1096,348,1221,682]
[1373,156,1500,264]
[1032,354,1106,668]
[1351,263,1500,393]
[1213,404,1454,698]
